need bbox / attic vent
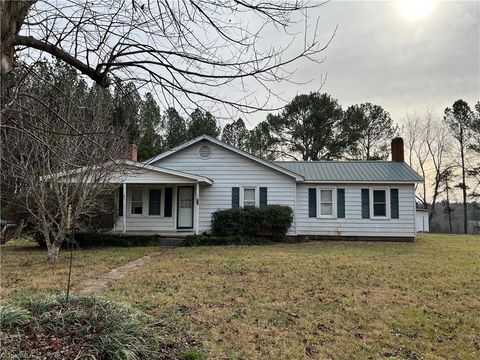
[198,145,212,159]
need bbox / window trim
[370,188,390,219]
[129,188,145,216]
[316,187,337,219]
[240,186,259,208]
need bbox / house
[111,135,423,241]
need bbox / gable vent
[198,145,212,159]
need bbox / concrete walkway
[74,250,168,294]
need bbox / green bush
[0,294,165,359]
[33,232,164,248]
[211,205,293,240]
[183,234,271,247]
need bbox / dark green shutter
[259,187,267,208]
[164,187,173,217]
[308,188,317,217]
[390,189,399,219]
[361,189,370,219]
[118,187,123,216]
[232,187,240,208]
[337,188,345,218]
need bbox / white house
[111,135,423,241]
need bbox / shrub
[33,232,165,248]
[211,205,293,240]
[0,294,166,359]
[183,234,271,247]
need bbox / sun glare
[397,0,437,20]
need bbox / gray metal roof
[274,161,424,182]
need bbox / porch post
[195,182,200,235]
[122,182,127,234]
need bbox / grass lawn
[0,238,158,299]
[2,234,479,359]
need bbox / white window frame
[317,187,337,219]
[370,188,390,219]
[240,186,258,208]
[129,188,145,216]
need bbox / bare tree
[425,112,454,225]
[1,0,332,115]
[1,63,129,262]
[403,112,430,207]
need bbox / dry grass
[2,234,479,359]
[104,233,480,359]
[0,238,158,299]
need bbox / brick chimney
[391,137,404,162]
[127,143,137,161]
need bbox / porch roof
[110,160,213,185]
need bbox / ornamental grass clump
[0,294,170,359]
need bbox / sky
[239,0,479,129]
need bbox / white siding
[152,140,297,233]
[296,183,416,237]
[415,210,429,232]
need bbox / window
[243,188,256,207]
[149,189,161,216]
[317,188,336,218]
[131,189,143,215]
[372,189,387,217]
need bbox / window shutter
[164,187,173,217]
[391,188,399,219]
[361,189,370,219]
[259,187,268,208]
[308,188,317,218]
[232,187,240,208]
[337,188,345,218]
[118,187,123,216]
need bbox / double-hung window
[317,188,336,218]
[243,188,256,207]
[149,189,161,216]
[371,189,388,218]
[131,189,144,215]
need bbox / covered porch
[110,161,212,235]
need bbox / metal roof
[274,161,424,183]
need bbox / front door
[177,186,194,229]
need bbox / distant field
[2,234,479,359]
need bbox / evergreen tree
[187,108,221,139]
[222,118,248,149]
[266,92,355,160]
[245,122,277,160]
[163,108,187,149]
[137,93,163,161]
[111,82,141,143]
[444,99,474,233]
[344,103,398,160]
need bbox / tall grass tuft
[0,294,173,359]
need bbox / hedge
[182,235,271,247]
[33,232,163,248]
[211,205,293,240]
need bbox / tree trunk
[47,243,60,263]
[0,0,36,75]
[460,129,468,233]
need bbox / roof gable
[146,135,304,181]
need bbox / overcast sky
[239,0,479,128]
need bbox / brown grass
[2,234,479,359]
[105,233,480,359]
[0,238,158,299]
